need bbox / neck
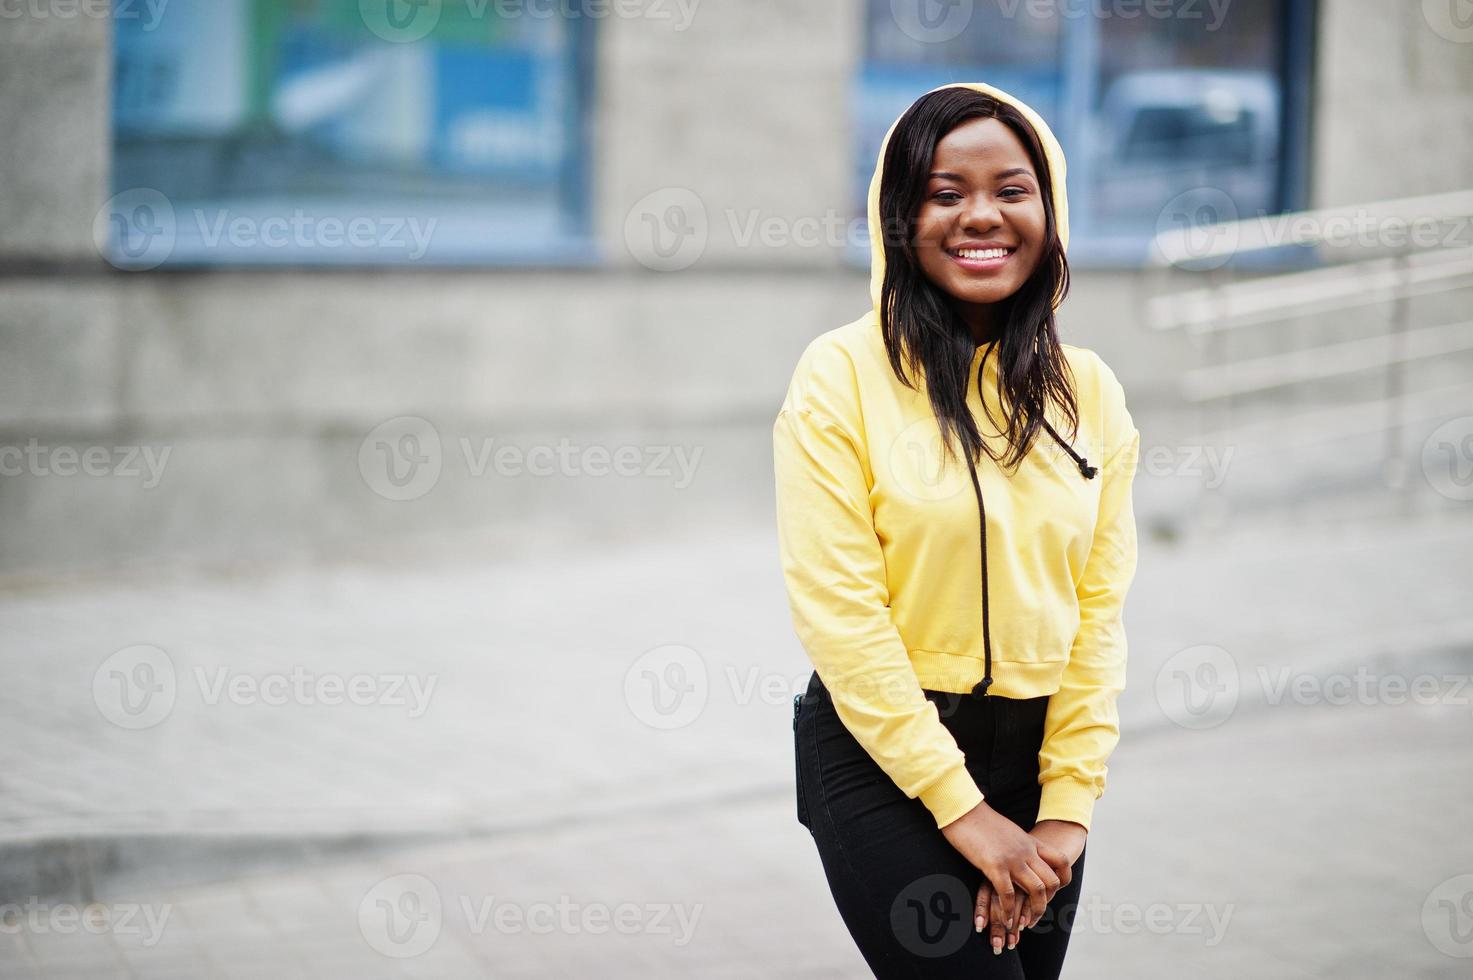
[958,302,1002,346]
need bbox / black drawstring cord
[1042,419,1098,479]
[963,451,994,700]
[962,421,1097,700]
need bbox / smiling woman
[915,143,1049,338]
[775,83,1140,979]
[872,87,1079,475]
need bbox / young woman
[774,83,1141,978]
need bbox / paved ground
[1,510,1472,976]
[2,694,1469,978]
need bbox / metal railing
[1143,190,1473,502]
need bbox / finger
[1035,842,1073,890]
[1029,853,1063,906]
[1008,890,1025,949]
[1013,865,1051,924]
[989,890,1009,955]
[991,872,1016,922]
[974,882,991,933]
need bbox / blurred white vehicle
[1091,68,1280,231]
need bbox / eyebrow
[929,168,1035,181]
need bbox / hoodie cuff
[1037,776,1098,832]
[918,764,985,829]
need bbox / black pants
[793,670,1086,979]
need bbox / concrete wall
[0,12,111,262]
[1,2,1470,577]
[1313,0,1473,206]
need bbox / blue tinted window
[108,1,593,268]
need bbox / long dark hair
[877,87,1078,472]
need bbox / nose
[960,193,1003,233]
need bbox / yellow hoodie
[772,82,1140,832]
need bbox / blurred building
[1,0,1470,576]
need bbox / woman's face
[912,117,1048,333]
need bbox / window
[108,1,594,268]
[857,0,1316,267]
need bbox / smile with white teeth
[952,247,1013,260]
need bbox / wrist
[1035,818,1087,833]
[939,797,993,837]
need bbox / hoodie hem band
[911,655,1070,698]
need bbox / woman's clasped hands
[940,802,1087,955]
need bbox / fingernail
[992,938,1002,955]
[1008,938,1017,950]
[975,916,985,933]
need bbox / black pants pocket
[793,693,811,830]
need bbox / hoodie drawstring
[1042,419,1099,479]
[963,421,1097,699]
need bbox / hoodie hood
[865,82,1071,315]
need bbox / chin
[946,280,1023,306]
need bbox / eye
[930,190,963,204]
[999,186,1030,200]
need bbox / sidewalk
[2,693,1469,978]
[1,512,1471,975]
